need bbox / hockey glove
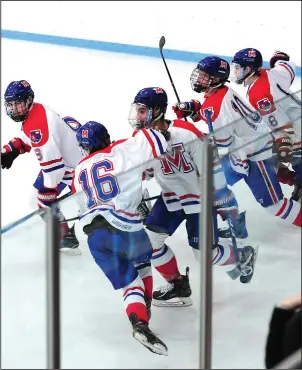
[1,137,31,170]
[213,187,239,221]
[275,136,293,163]
[291,182,301,203]
[277,163,296,186]
[270,51,290,68]
[137,200,151,221]
[172,100,202,121]
[1,147,20,169]
[37,186,59,208]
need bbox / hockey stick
[159,36,187,122]
[205,111,241,280]
[62,193,161,223]
[1,190,73,234]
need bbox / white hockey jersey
[72,128,168,232]
[147,120,205,214]
[14,103,83,188]
[246,61,301,157]
[193,86,273,175]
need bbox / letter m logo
[160,143,193,175]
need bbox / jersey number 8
[79,160,120,208]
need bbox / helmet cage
[4,95,33,122]
[190,68,223,93]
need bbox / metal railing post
[45,206,61,369]
[199,137,213,369]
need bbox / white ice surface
[1,39,301,369]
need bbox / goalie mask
[4,80,34,122]
[128,87,168,130]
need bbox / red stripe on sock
[126,302,148,323]
[142,276,153,299]
[155,256,180,281]
[276,198,287,217]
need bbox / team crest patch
[257,98,272,111]
[153,87,164,94]
[30,129,43,144]
[220,61,228,69]
[21,80,30,87]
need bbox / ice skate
[130,313,168,356]
[239,245,258,284]
[152,267,192,307]
[60,224,81,255]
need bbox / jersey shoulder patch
[201,86,229,123]
[247,71,275,115]
[22,103,49,147]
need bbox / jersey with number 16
[72,128,168,232]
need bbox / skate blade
[59,247,82,256]
[240,245,259,284]
[152,296,193,307]
[133,331,168,356]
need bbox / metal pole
[199,137,213,369]
[46,206,61,369]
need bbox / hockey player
[128,87,258,307]
[2,80,82,254]
[230,49,301,202]
[173,56,301,228]
[72,121,168,355]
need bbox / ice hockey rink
[1,29,301,369]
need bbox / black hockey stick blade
[159,36,166,50]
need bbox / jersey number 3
[79,160,120,208]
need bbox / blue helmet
[231,48,263,84]
[4,80,35,122]
[129,87,168,129]
[134,87,168,111]
[76,121,111,154]
[191,56,230,93]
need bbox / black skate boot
[152,267,192,307]
[60,224,81,255]
[239,245,258,284]
[129,313,168,356]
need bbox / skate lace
[158,283,174,294]
[240,253,253,277]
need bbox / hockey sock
[268,198,301,227]
[122,275,148,323]
[212,241,236,266]
[152,244,180,282]
[134,262,153,299]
